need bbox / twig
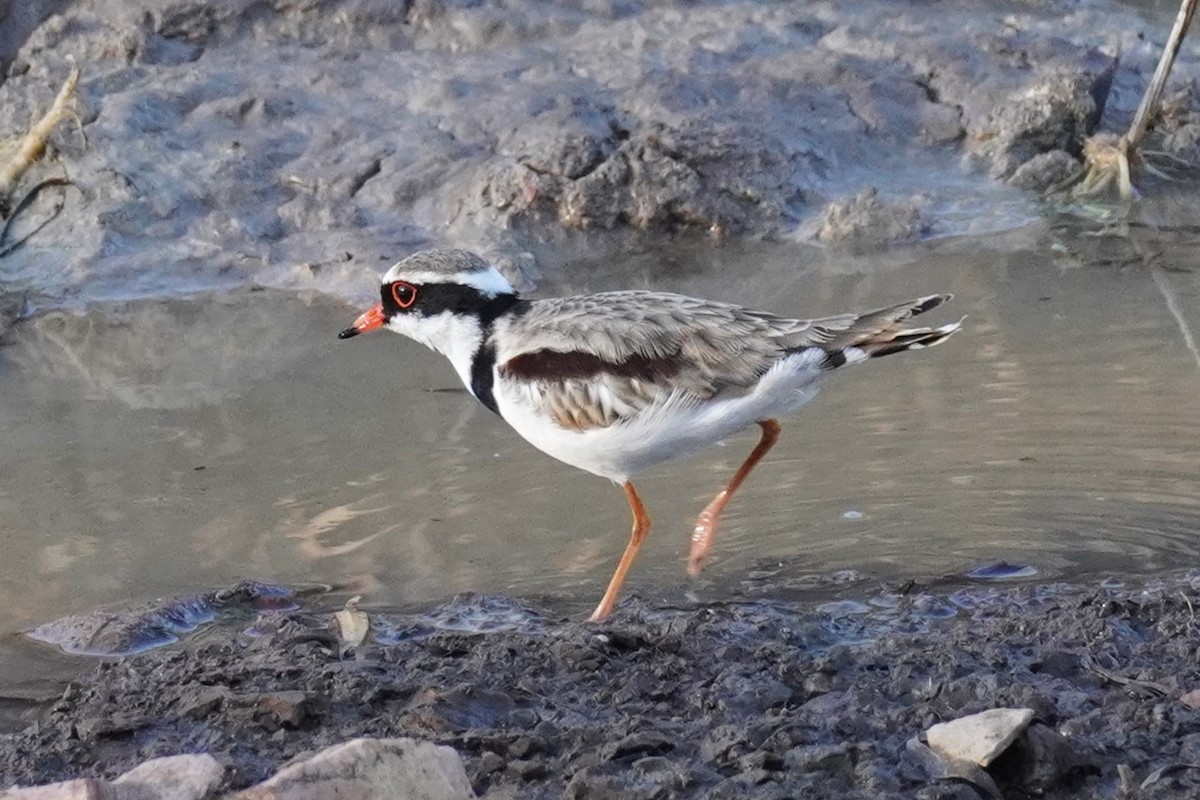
[1141,763,1200,789]
[1085,662,1173,696]
[0,67,81,201]
[0,177,72,258]
[1127,0,1200,152]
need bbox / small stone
[255,691,315,728]
[1007,150,1080,192]
[1163,123,1200,165]
[783,742,852,772]
[505,735,535,759]
[505,759,546,779]
[233,737,475,799]
[1180,688,1200,711]
[1033,651,1080,679]
[73,712,145,740]
[631,756,689,786]
[112,754,224,800]
[926,708,1035,767]
[603,731,676,761]
[178,687,231,719]
[476,751,505,775]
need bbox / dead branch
[0,67,81,203]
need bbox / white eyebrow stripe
[381,268,515,297]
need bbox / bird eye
[391,281,418,309]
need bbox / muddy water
[1,227,1199,648]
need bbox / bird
[338,248,962,621]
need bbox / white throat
[387,310,485,391]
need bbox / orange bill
[338,303,385,339]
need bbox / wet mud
[4,570,1200,799]
[1,0,1198,302]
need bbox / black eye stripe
[380,280,525,326]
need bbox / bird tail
[821,294,963,366]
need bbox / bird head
[338,249,519,347]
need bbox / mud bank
[1,0,1198,303]
[3,570,1200,799]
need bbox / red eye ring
[391,281,418,309]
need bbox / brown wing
[493,292,796,431]
[492,291,953,431]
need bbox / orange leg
[589,481,651,621]
[687,419,782,577]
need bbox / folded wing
[493,291,957,431]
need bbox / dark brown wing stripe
[500,349,683,382]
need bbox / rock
[0,0,57,67]
[0,780,106,800]
[233,737,475,800]
[782,743,853,773]
[1032,650,1082,679]
[988,722,1091,795]
[972,68,1112,179]
[952,42,1117,179]
[602,731,677,762]
[481,114,798,235]
[475,751,505,775]
[905,736,1002,800]
[814,187,926,248]
[1,755,222,800]
[177,687,232,720]
[73,711,149,741]
[562,766,644,800]
[254,691,318,730]
[112,754,224,800]
[0,293,24,343]
[1007,150,1080,192]
[631,756,691,790]
[1181,688,1200,711]
[504,759,546,780]
[1163,123,1200,166]
[926,708,1035,768]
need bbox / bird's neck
[425,294,526,414]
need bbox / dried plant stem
[0,177,73,257]
[0,67,80,202]
[1126,0,1199,152]
[1074,0,1197,200]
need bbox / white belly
[492,351,830,483]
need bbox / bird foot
[688,512,718,577]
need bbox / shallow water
[1,224,1199,650]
